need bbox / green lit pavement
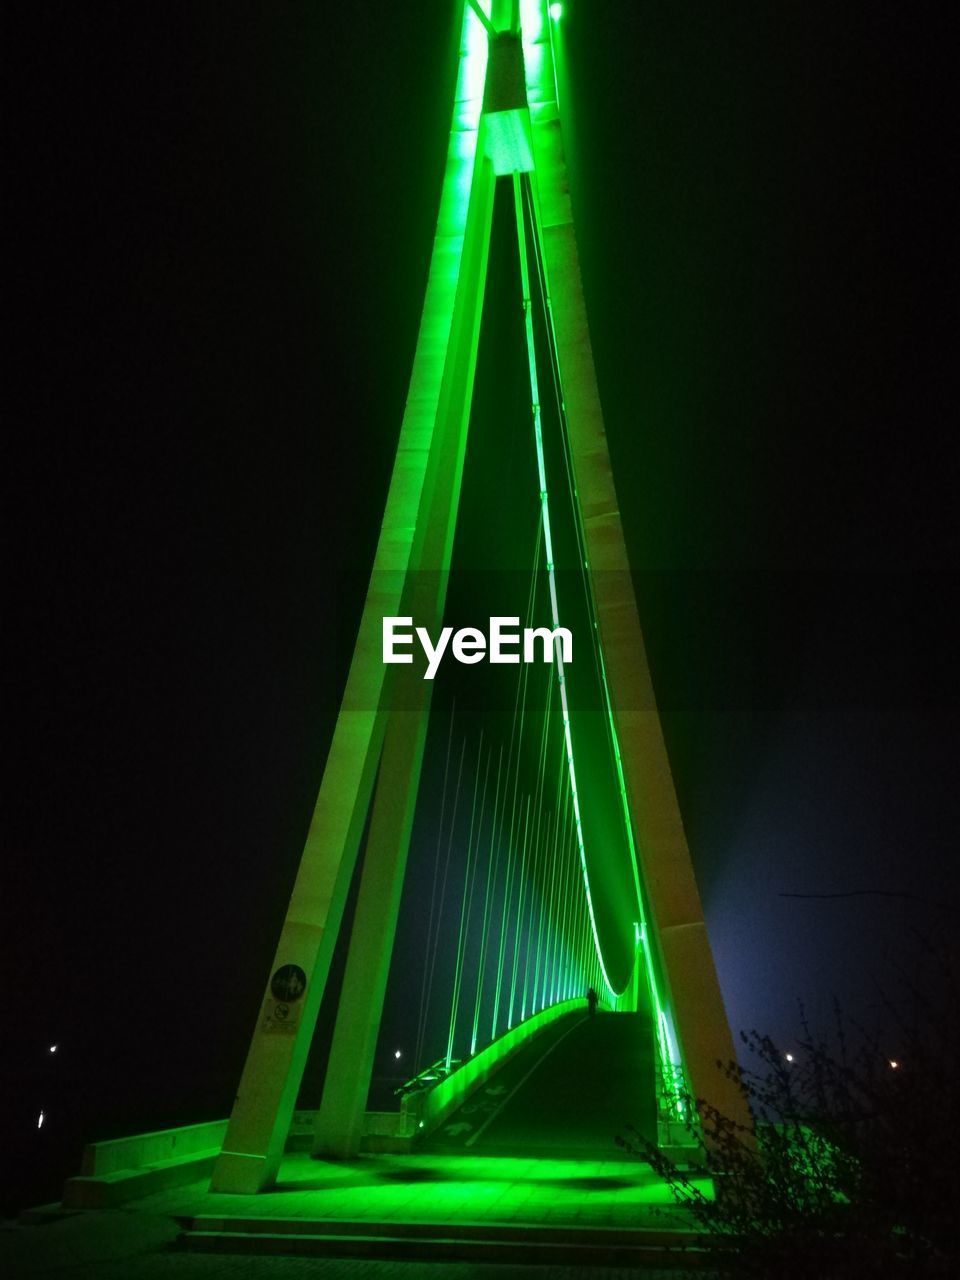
[180,1147,707,1267]
[425,1009,656,1158]
[4,1208,715,1280]
[4,1014,704,1274]
[4,1147,709,1274]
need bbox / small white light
[889,1059,899,1070]
[784,1052,794,1063]
[38,1110,45,1130]
[394,1049,402,1060]
[49,1044,58,1054]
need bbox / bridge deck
[424,1009,657,1159]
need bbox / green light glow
[214,1,743,1188]
[469,746,502,1056]
[467,0,496,40]
[522,195,685,1093]
[462,3,491,109]
[520,0,547,44]
[445,733,489,1070]
[512,171,619,999]
[518,0,686,1095]
[272,1148,712,1215]
[420,998,582,1135]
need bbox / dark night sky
[2,1,957,1212]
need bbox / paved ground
[1,1210,718,1280]
[1,1208,721,1280]
[144,1149,697,1232]
[2,1013,708,1277]
[3,1148,707,1278]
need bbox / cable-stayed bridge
[198,0,748,1203]
[50,7,742,1249]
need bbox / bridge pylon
[211,1,747,1195]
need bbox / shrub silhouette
[618,940,959,1277]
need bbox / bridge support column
[527,79,751,1133]
[313,145,497,1160]
[312,707,427,1157]
[210,5,497,1192]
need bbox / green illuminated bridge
[420,1009,657,1160]
[64,2,743,1259]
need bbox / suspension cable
[445,733,489,1069]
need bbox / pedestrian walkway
[192,1150,700,1229]
[3,1151,711,1277]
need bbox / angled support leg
[210,5,494,1193]
[313,145,497,1159]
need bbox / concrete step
[181,1216,710,1268]
[64,1147,221,1209]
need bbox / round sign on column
[262,964,307,1034]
